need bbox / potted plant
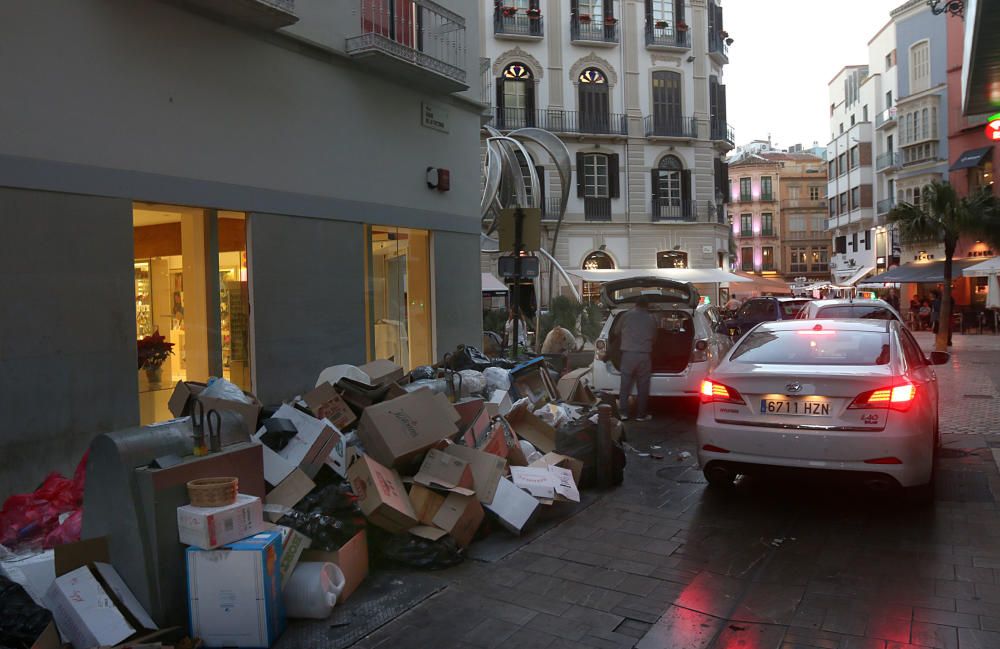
[720,30,729,38]
[527,7,541,18]
[138,330,174,385]
[677,20,689,31]
[502,6,517,17]
[578,13,591,23]
[654,20,668,29]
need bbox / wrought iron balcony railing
[711,118,735,145]
[584,197,613,221]
[644,114,698,138]
[875,151,900,171]
[491,107,627,135]
[493,9,543,37]
[875,107,897,128]
[571,15,619,43]
[708,32,729,62]
[644,23,690,48]
[651,198,697,222]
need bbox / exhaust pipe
[864,478,894,492]
[706,465,735,485]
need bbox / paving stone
[461,618,521,649]
[502,627,559,649]
[524,612,590,641]
[957,627,1000,649]
[708,621,786,649]
[912,606,978,629]
[909,621,959,649]
[934,580,977,600]
[635,606,724,649]
[865,615,912,644]
[614,574,662,597]
[732,582,805,625]
[560,604,626,633]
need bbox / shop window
[367,226,432,372]
[740,246,753,272]
[761,247,774,271]
[133,204,250,425]
[582,250,615,303]
[656,250,688,269]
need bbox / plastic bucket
[283,562,346,619]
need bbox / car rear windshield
[815,305,896,320]
[781,301,810,317]
[610,286,690,304]
[730,329,891,365]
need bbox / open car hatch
[600,276,699,310]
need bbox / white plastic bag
[283,562,346,619]
[483,367,511,393]
[458,370,487,397]
[199,376,252,404]
[519,440,543,464]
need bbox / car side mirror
[927,351,950,365]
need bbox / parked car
[696,319,948,497]
[795,298,903,322]
[724,296,811,338]
[591,277,733,399]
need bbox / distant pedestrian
[503,307,529,355]
[618,296,657,422]
[886,288,900,312]
[930,290,941,333]
[724,295,742,314]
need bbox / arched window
[496,62,535,129]
[651,155,691,220]
[578,67,610,133]
[581,251,615,303]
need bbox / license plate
[760,399,830,416]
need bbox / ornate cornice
[568,53,619,87]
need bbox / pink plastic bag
[0,452,89,550]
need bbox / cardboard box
[45,539,159,649]
[358,359,405,386]
[347,454,418,533]
[260,404,341,478]
[356,390,459,469]
[510,465,580,503]
[168,381,262,438]
[557,368,598,406]
[476,418,529,467]
[530,452,584,486]
[273,525,311,591]
[28,621,60,649]
[410,492,484,548]
[441,444,506,505]
[1,549,55,607]
[177,494,265,549]
[263,468,315,523]
[413,449,475,496]
[484,477,540,535]
[505,403,557,454]
[509,359,559,407]
[486,390,513,417]
[409,483,447,526]
[301,529,368,603]
[186,531,285,649]
[302,382,358,430]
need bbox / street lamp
[926,0,963,18]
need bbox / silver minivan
[591,278,733,399]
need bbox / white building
[481,0,734,305]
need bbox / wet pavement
[347,334,1000,649]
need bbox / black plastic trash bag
[277,483,366,552]
[376,532,463,570]
[409,365,437,382]
[0,576,52,649]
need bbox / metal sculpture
[480,125,579,301]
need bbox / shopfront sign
[986,113,1000,142]
[421,101,450,133]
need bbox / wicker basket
[187,477,238,507]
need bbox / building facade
[0,0,484,495]
[727,151,828,283]
[481,0,734,304]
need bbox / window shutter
[674,0,685,24]
[525,81,535,127]
[709,76,719,122]
[608,154,620,198]
[720,161,729,203]
[604,0,614,18]
[570,0,578,15]
[495,79,505,127]
[681,169,691,204]
[717,4,724,32]
[576,152,586,197]
[644,0,653,23]
[719,84,728,125]
[536,165,546,212]
[650,168,659,200]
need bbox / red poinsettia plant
[137,331,174,370]
[502,6,517,16]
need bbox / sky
[724,0,906,151]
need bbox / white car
[592,278,733,398]
[795,298,903,322]
[696,319,948,494]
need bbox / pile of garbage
[0,348,625,649]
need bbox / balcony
[875,106,897,129]
[784,231,828,241]
[902,142,940,167]
[759,193,775,202]
[651,199,697,222]
[346,0,468,93]
[712,203,725,224]
[781,199,826,209]
[584,197,612,221]
[760,228,777,238]
[644,114,698,138]
[542,196,564,221]
[160,0,298,28]
[490,108,627,135]
[645,23,690,49]
[711,119,735,145]
[876,197,896,215]
[737,193,752,203]
[493,8,543,38]
[875,151,899,171]
[708,32,729,64]
[571,15,619,45]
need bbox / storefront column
[180,210,222,381]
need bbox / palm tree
[888,181,999,351]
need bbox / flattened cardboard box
[529,452,584,486]
[510,465,580,503]
[484,477,539,535]
[356,389,458,469]
[476,418,529,467]
[412,448,475,496]
[347,454,418,533]
[301,530,368,603]
[302,382,358,430]
[410,492,484,548]
[557,368,598,406]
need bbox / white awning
[963,257,1000,277]
[834,265,876,287]
[481,273,509,293]
[567,268,752,284]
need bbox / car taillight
[690,339,709,362]
[848,380,917,412]
[700,379,745,405]
[596,339,607,361]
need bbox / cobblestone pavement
[348,336,1000,649]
